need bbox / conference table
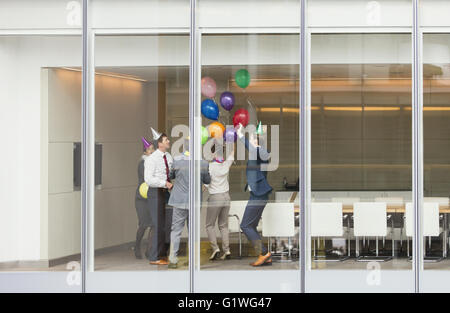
[293,204,450,213]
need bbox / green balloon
[201,126,209,145]
[235,69,250,89]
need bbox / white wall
[44,68,162,257]
[94,75,154,250]
[0,0,82,30]
[7,0,442,32]
[308,0,411,28]
[0,37,81,263]
[421,0,450,27]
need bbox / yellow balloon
[139,182,149,199]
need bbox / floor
[2,241,450,271]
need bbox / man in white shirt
[144,132,173,265]
[205,143,234,261]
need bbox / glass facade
[1,0,450,293]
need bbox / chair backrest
[331,197,360,206]
[353,202,387,237]
[405,202,440,237]
[228,201,248,233]
[311,202,343,237]
[375,197,404,205]
[262,202,295,237]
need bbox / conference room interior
[4,32,450,273]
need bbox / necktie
[163,154,170,183]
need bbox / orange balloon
[208,122,225,139]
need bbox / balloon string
[246,96,258,114]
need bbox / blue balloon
[201,99,219,120]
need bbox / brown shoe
[250,252,272,267]
[149,259,169,265]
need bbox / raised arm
[236,123,270,161]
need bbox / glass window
[85,0,191,293]
[423,33,450,270]
[0,35,82,275]
[89,34,190,292]
[195,1,301,293]
[0,1,83,293]
[308,32,413,291]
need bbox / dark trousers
[147,188,172,261]
[240,192,269,255]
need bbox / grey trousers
[205,192,231,253]
[169,207,189,264]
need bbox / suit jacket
[168,153,211,209]
[240,136,273,197]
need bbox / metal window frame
[302,0,422,294]
[412,0,423,294]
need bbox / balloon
[201,99,219,120]
[220,91,235,111]
[201,126,209,145]
[139,182,149,199]
[201,76,217,98]
[223,127,237,143]
[208,122,225,139]
[235,69,251,89]
[232,108,249,127]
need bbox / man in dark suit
[236,123,273,267]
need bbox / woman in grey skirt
[205,143,234,260]
[134,136,155,259]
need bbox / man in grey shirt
[167,141,211,268]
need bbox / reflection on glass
[310,34,412,270]
[199,34,300,271]
[93,35,190,271]
[423,34,450,269]
[0,36,82,271]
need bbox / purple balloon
[220,91,235,111]
[223,127,237,143]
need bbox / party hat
[256,121,264,135]
[141,136,152,150]
[150,127,162,140]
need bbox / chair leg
[238,226,242,259]
[356,236,359,257]
[288,237,292,259]
[376,237,379,257]
[407,238,409,258]
[313,238,316,258]
[392,217,395,257]
[347,217,351,257]
[268,237,271,254]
